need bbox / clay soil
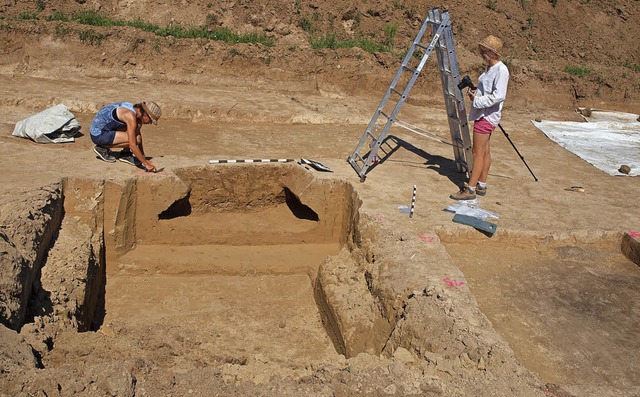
[1,1,640,396]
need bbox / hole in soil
[441,235,640,393]
[158,192,192,219]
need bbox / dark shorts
[91,130,116,146]
[473,118,496,135]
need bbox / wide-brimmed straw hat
[141,101,162,125]
[479,35,503,57]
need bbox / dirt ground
[1,1,640,396]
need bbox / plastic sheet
[444,202,499,220]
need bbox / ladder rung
[415,43,428,50]
[380,111,390,120]
[390,88,403,97]
[402,65,417,74]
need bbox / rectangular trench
[99,165,364,367]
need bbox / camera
[457,75,476,91]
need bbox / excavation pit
[28,164,371,369]
[101,165,360,365]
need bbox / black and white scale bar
[409,185,416,218]
[209,159,295,164]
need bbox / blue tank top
[90,102,135,136]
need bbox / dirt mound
[0,0,638,111]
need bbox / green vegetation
[300,18,312,32]
[383,23,398,48]
[564,66,592,78]
[47,12,69,22]
[527,15,536,28]
[549,0,558,6]
[46,10,274,46]
[78,29,105,45]
[487,0,498,11]
[623,60,640,72]
[36,0,46,12]
[54,23,72,38]
[18,12,38,20]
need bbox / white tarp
[12,104,81,143]
[532,109,640,176]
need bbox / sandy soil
[1,1,640,396]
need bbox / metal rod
[497,124,538,181]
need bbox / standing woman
[450,35,509,200]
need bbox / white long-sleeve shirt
[468,61,509,126]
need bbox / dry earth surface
[1,1,639,396]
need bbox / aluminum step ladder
[347,8,473,182]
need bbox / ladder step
[380,111,390,120]
[402,65,417,74]
[391,88,403,97]
[415,43,429,51]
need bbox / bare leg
[105,131,143,154]
[104,130,131,149]
[468,132,491,187]
[478,135,492,183]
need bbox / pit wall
[126,165,358,247]
[0,185,63,331]
[622,232,640,267]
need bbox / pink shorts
[473,118,496,135]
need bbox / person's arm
[472,66,509,109]
[120,110,156,172]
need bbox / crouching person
[90,101,161,173]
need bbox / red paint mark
[443,277,465,288]
[419,235,435,243]
[629,231,640,239]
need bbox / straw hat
[141,101,162,125]
[479,35,503,57]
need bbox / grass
[78,29,105,45]
[46,10,274,46]
[564,66,592,78]
[18,12,38,20]
[384,23,397,48]
[623,60,640,72]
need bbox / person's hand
[467,88,476,100]
[144,162,157,173]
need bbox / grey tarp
[12,104,81,143]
